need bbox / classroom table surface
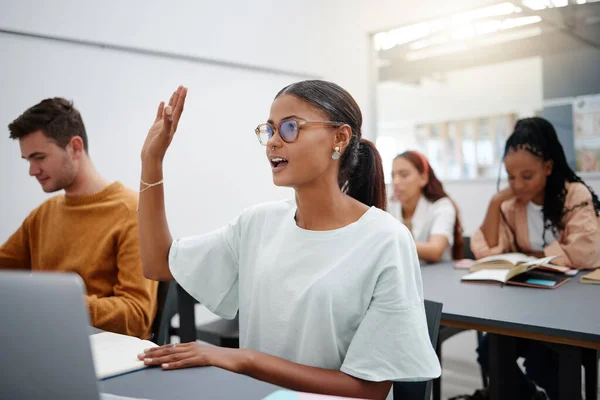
[90,328,279,400]
[420,262,600,349]
[98,364,280,400]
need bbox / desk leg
[554,344,582,400]
[488,334,517,400]
[582,349,598,400]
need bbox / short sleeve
[429,198,456,245]
[169,215,243,319]
[340,226,441,382]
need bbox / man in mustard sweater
[0,98,157,339]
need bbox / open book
[580,268,600,284]
[468,253,572,273]
[462,253,571,289]
[90,332,158,380]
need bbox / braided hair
[499,117,600,248]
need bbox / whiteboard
[0,33,295,241]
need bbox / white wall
[0,0,352,241]
[0,0,373,242]
[378,57,544,127]
[1,0,483,241]
[0,0,560,242]
[0,33,297,239]
[0,0,328,78]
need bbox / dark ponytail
[345,139,387,211]
[276,80,387,210]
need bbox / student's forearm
[87,294,153,338]
[228,350,391,400]
[479,198,503,248]
[0,258,29,270]
[0,229,31,270]
[416,242,444,263]
[138,159,173,280]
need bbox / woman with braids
[472,116,600,269]
[456,117,600,400]
[389,151,464,263]
[136,81,440,399]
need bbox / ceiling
[376,1,600,83]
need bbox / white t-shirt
[527,202,559,252]
[388,196,456,262]
[169,199,440,383]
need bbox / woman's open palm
[141,85,187,162]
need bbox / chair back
[393,300,443,400]
[151,280,178,345]
[463,236,475,259]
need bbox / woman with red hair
[390,151,464,263]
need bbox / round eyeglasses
[255,118,344,145]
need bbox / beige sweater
[471,182,600,269]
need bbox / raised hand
[141,85,188,163]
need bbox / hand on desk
[138,342,245,372]
[139,342,393,399]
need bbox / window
[377,113,516,181]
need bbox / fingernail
[165,106,173,116]
[144,348,151,353]
[162,363,169,368]
[137,353,144,359]
[144,358,152,364]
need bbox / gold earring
[332,146,341,160]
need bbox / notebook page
[100,394,151,400]
[522,256,557,267]
[90,332,158,380]
[462,269,512,283]
[477,253,533,265]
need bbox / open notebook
[461,253,572,289]
[90,332,158,380]
[468,253,573,273]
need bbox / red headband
[413,151,430,176]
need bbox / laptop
[0,270,139,400]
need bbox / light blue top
[169,199,441,382]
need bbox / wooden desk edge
[441,319,600,350]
